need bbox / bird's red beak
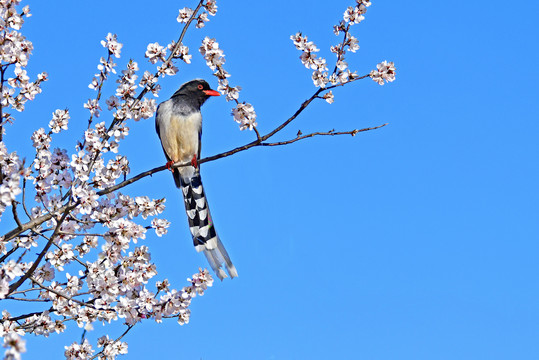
[203,89,221,96]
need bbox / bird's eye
[197,84,203,90]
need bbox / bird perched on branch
[155,79,237,280]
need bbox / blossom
[152,218,171,237]
[84,98,101,117]
[31,128,51,150]
[100,33,122,58]
[322,91,334,104]
[205,0,218,15]
[291,32,327,71]
[199,37,225,70]
[157,62,178,77]
[343,6,365,24]
[0,172,21,208]
[2,260,24,280]
[370,60,396,85]
[72,185,99,215]
[34,263,55,283]
[48,109,69,133]
[311,70,328,88]
[347,35,360,53]
[45,243,75,271]
[170,43,191,64]
[232,103,257,130]
[145,42,166,64]
[188,268,214,295]
[3,333,26,360]
[196,12,209,28]
[139,71,158,91]
[106,95,120,110]
[177,7,194,23]
[64,339,94,360]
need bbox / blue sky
[4,0,539,359]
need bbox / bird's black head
[171,79,220,108]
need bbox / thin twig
[21,178,32,219]
[4,296,50,302]
[9,287,41,295]
[261,124,388,146]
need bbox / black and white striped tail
[176,169,237,280]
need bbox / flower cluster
[64,339,94,360]
[343,0,371,25]
[370,60,396,85]
[199,36,257,131]
[143,0,221,79]
[151,218,171,237]
[0,2,46,120]
[177,0,217,28]
[87,33,120,120]
[48,109,69,133]
[3,332,26,360]
[231,103,257,131]
[290,32,329,88]
[0,142,24,217]
[290,0,395,94]
[97,335,128,359]
[101,33,122,59]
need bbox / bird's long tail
[176,169,237,280]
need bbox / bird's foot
[165,160,175,172]
[191,154,198,169]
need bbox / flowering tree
[0,0,395,359]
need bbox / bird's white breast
[157,100,202,164]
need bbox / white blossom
[64,339,94,360]
[151,218,171,237]
[100,33,122,58]
[3,333,26,360]
[145,42,166,64]
[177,7,194,23]
[322,91,335,104]
[311,70,329,88]
[84,98,101,117]
[48,109,69,133]
[196,12,209,28]
[370,60,396,85]
[232,103,257,131]
[204,0,218,16]
[343,6,365,24]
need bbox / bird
[155,79,237,280]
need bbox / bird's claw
[191,154,198,169]
[165,160,174,172]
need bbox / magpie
[155,79,237,280]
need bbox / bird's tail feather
[177,170,237,280]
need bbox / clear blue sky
[5,0,539,359]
